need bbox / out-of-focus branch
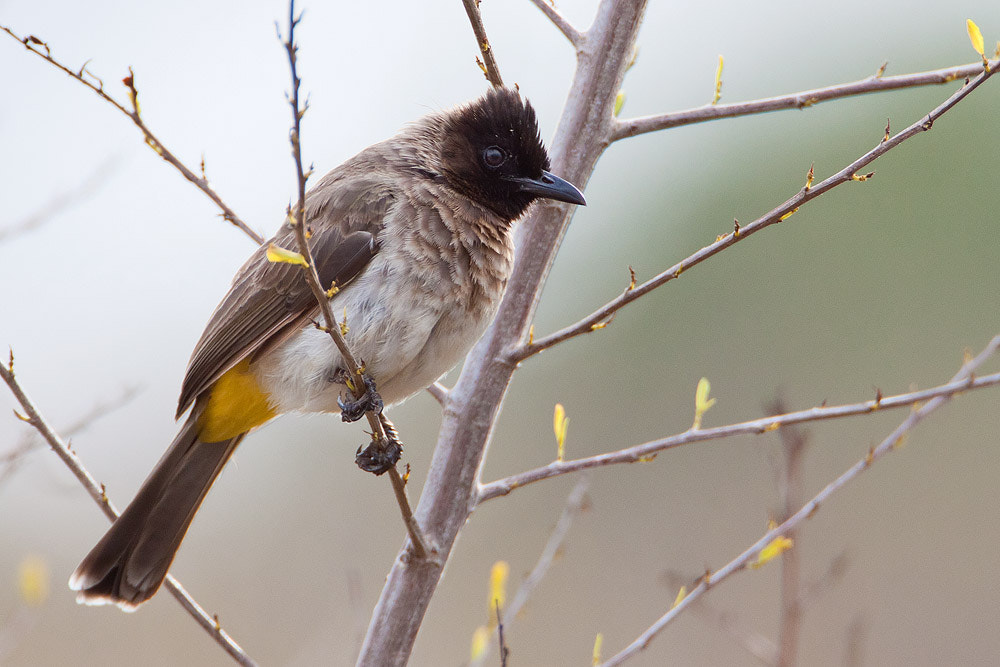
[470,477,590,667]
[770,401,807,667]
[512,58,999,362]
[0,25,263,245]
[661,570,778,665]
[359,2,648,662]
[599,335,1000,666]
[527,0,583,47]
[0,354,256,667]
[462,0,504,88]
[0,384,139,486]
[479,363,1000,502]
[0,158,117,243]
[612,62,988,141]
[277,1,427,558]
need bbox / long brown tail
[69,409,242,610]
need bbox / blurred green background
[2,1,999,665]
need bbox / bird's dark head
[439,88,585,222]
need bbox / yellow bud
[265,243,308,266]
[19,556,49,607]
[967,19,985,57]
[554,404,569,461]
[470,625,490,661]
[490,560,509,613]
[593,633,604,666]
[750,535,793,569]
[692,377,716,430]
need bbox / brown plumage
[69,87,585,609]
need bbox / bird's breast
[255,213,513,414]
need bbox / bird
[69,87,586,610]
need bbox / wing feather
[175,169,392,417]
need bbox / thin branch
[599,335,1000,666]
[0,355,256,666]
[0,25,263,245]
[512,58,999,362]
[527,0,583,47]
[278,1,428,559]
[478,361,1000,502]
[470,477,590,667]
[462,0,504,88]
[612,61,988,141]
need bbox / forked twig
[0,25,262,244]
[600,335,1000,666]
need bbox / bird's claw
[337,373,383,422]
[355,436,403,475]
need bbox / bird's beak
[509,170,586,206]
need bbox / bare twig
[462,0,504,87]
[278,1,428,559]
[470,477,590,667]
[512,57,999,362]
[527,0,583,47]
[0,355,256,666]
[612,62,988,141]
[0,25,262,245]
[355,3,674,660]
[599,335,1000,666]
[478,362,1000,502]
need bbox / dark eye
[482,146,506,168]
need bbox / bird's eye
[482,146,506,168]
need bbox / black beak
[509,170,586,206]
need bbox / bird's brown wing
[176,172,394,417]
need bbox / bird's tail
[69,409,243,610]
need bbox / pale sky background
[2,1,1000,665]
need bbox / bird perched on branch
[70,87,586,609]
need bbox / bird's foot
[338,373,383,422]
[355,439,402,475]
[356,416,403,475]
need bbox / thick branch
[357,2,648,663]
[479,365,1000,502]
[514,58,999,361]
[0,357,256,666]
[600,334,1000,666]
[0,26,263,244]
[612,62,988,141]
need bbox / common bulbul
[69,87,586,609]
